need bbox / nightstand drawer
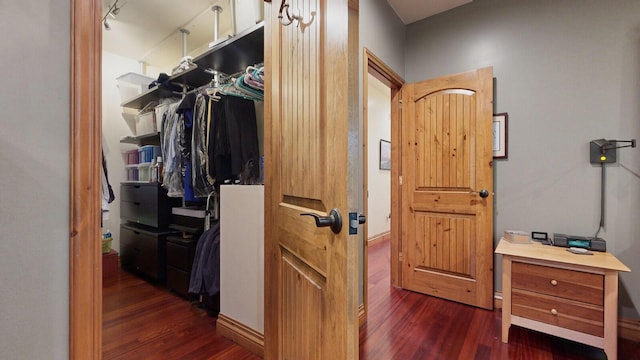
[512,262,603,305]
[512,288,604,337]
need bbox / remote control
[567,247,593,255]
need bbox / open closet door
[264,0,359,359]
[400,67,494,310]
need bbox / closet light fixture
[102,0,124,31]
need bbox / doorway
[361,48,404,322]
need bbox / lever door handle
[300,208,343,234]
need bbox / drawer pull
[134,202,141,206]
[550,308,558,316]
[550,279,558,286]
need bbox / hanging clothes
[176,93,197,202]
[209,95,261,186]
[189,223,220,297]
[192,93,215,197]
[160,101,184,197]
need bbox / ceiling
[102,0,470,71]
[386,0,471,25]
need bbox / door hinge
[399,176,403,185]
[399,252,404,262]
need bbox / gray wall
[405,0,640,319]
[0,1,71,359]
[360,0,406,77]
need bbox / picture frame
[493,113,508,159]
[379,139,391,170]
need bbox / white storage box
[116,72,155,102]
[234,0,264,35]
[138,162,152,182]
[135,111,157,136]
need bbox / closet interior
[101,0,266,349]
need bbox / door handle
[470,189,491,198]
[300,208,343,234]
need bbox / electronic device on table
[553,233,606,252]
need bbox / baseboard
[494,292,503,309]
[368,231,390,247]
[493,291,640,341]
[619,318,640,342]
[216,313,264,357]
[359,303,366,327]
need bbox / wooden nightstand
[495,239,630,360]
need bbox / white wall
[367,74,391,238]
[102,51,164,251]
[0,1,70,359]
[102,51,145,251]
[405,0,640,319]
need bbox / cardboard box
[504,230,531,244]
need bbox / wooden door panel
[401,67,493,310]
[416,92,474,189]
[281,249,324,360]
[412,213,473,276]
[280,0,322,200]
[265,0,359,358]
[277,205,328,276]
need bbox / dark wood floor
[103,239,640,359]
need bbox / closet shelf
[192,21,265,78]
[119,67,197,109]
[120,132,161,146]
[120,21,265,111]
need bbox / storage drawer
[167,236,197,271]
[167,265,191,298]
[512,288,604,337]
[121,200,160,228]
[120,224,167,280]
[512,262,603,305]
[120,182,180,228]
[120,182,158,203]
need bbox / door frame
[69,0,103,358]
[362,49,404,314]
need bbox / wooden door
[400,67,494,310]
[264,0,359,359]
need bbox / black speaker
[552,233,606,252]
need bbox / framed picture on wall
[380,139,391,170]
[493,113,508,159]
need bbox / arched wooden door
[400,67,494,310]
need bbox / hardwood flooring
[103,239,640,359]
[102,272,259,360]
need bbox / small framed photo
[493,113,508,159]
[379,139,391,170]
